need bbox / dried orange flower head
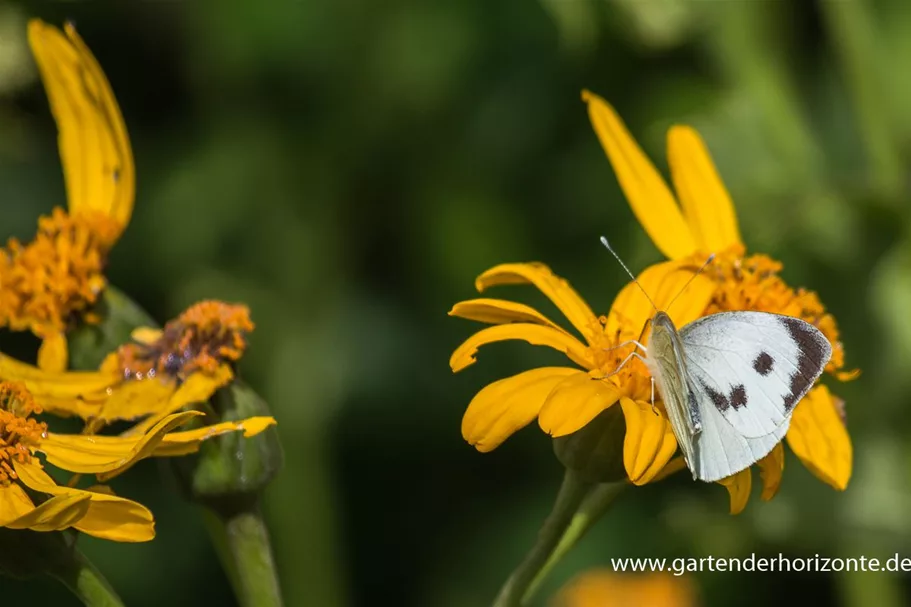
[0,207,120,337]
[0,382,46,485]
[118,301,254,381]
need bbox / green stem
[50,546,125,607]
[522,482,627,604]
[204,505,284,607]
[492,470,594,607]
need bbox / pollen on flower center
[117,301,254,381]
[589,315,652,402]
[696,245,846,373]
[0,207,119,337]
[0,382,46,485]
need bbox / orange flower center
[0,207,119,338]
[588,316,653,402]
[117,301,254,381]
[693,244,846,374]
[0,382,45,486]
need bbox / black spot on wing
[701,381,729,412]
[780,317,831,411]
[752,351,774,376]
[729,384,748,409]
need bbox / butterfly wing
[679,311,832,440]
[689,388,790,482]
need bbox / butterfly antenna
[665,253,716,313]
[599,236,658,314]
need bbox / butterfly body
[645,310,832,482]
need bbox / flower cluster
[0,18,278,546]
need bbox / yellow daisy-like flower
[0,19,135,372]
[451,259,721,486]
[552,570,698,607]
[583,90,856,509]
[0,381,272,542]
[0,301,256,438]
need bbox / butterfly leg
[601,340,648,354]
[591,351,648,380]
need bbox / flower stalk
[51,545,126,607]
[492,470,593,607]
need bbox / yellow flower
[551,570,699,607]
[0,20,135,372]
[0,381,271,542]
[583,90,856,510]
[0,301,257,438]
[450,260,719,486]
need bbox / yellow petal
[130,327,163,345]
[15,460,154,542]
[538,372,622,437]
[461,367,580,452]
[786,385,852,490]
[119,366,234,436]
[149,416,278,458]
[37,333,68,373]
[450,323,594,373]
[617,397,679,485]
[0,484,91,532]
[40,411,203,475]
[757,442,785,501]
[718,468,752,515]
[474,263,599,343]
[28,20,134,238]
[667,125,742,253]
[0,353,113,417]
[449,298,566,331]
[582,90,695,260]
[606,260,716,341]
[97,377,178,423]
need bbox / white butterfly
[600,238,832,482]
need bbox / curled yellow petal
[116,365,233,436]
[15,460,154,542]
[0,485,91,532]
[606,260,715,341]
[37,332,68,373]
[40,411,204,475]
[450,323,594,373]
[582,90,695,260]
[538,372,622,437]
[786,385,852,490]
[461,367,580,452]
[718,468,752,515]
[449,298,566,331]
[617,397,678,485]
[150,416,278,458]
[667,125,742,253]
[0,353,113,417]
[474,263,599,342]
[28,19,134,239]
[757,442,785,501]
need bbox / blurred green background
[1,0,911,605]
